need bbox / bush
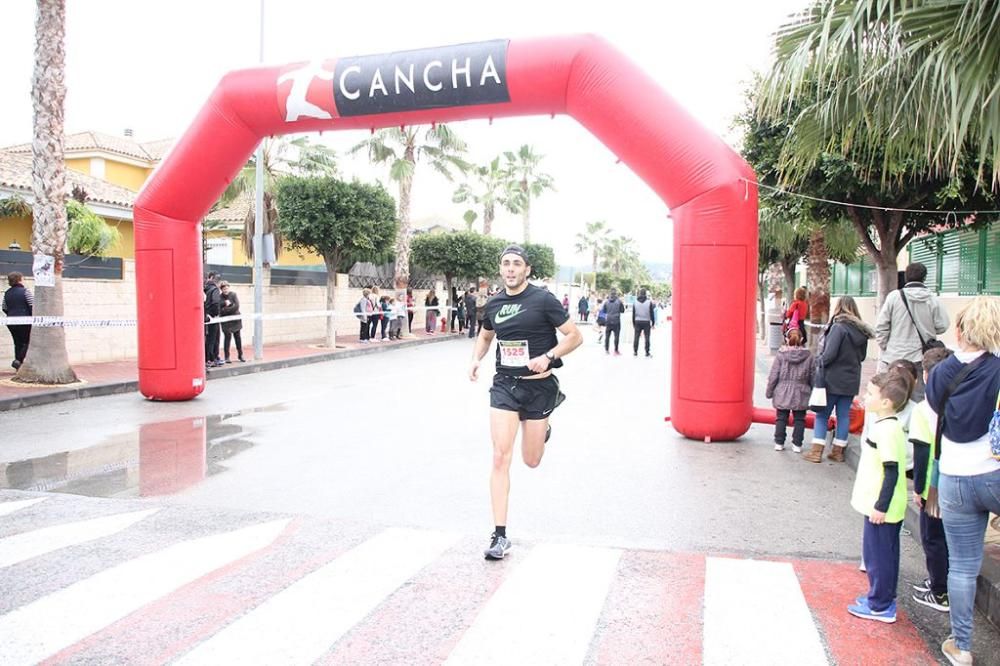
[66,200,121,256]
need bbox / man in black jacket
[2,272,33,369]
[464,288,479,338]
[204,272,223,366]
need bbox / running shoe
[847,599,896,623]
[911,578,932,594]
[484,533,511,560]
[912,589,949,612]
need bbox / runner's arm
[469,328,496,381]
[549,318,584,361]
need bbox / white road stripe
[0,498,46,517]
[175,527,458,666]
[445,544,622,666]
[703,557,828,666]
[0,509,158,568]
[0,519,289,666]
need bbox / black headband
[500,245,529,262]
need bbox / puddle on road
[0,403,286,499]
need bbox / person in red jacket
[784,287,810,344]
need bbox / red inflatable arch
[134,35,758,441]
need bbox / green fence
[831,256,877,297]
[907,225,1000,295]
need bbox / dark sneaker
[484,533,511,560]
[545,425,552,443]
[911,578,932,594]
[847,599,896,623]
[11,359,21,369]
[913,589,949,612]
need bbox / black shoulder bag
[899,290,945,354]
[925,355,988,518]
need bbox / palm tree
[599,236,640,275]
[503,145,555,244]
[452,156,508,235]
[758,0,1000,187]
[15,0,77,385]
[574,220,610,273]
[351,125,470,288]
[217,136,337,263]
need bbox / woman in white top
[926,296,1000,665]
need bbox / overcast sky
[0,0,807,266]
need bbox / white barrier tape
[0,305,464,328]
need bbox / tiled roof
[204,193,251,227]
[0,151,136,209]
[3,131,174,163]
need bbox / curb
[844,437,1000,632]
[0,333,463,413]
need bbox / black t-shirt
[482,284,570,376]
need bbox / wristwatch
[544,351,557,364]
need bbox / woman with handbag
[804,296,874,463]
[925,296,1000,666]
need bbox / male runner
[469,245,584,560]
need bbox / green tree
[759,0,1000,188]
[411,231,504,312]
[574,220,610,274]
[0,195,32,219]
[739,83,859,328]
[351,125,470,288]
[276,176,397,348]
[617,276,635,296]
[453,156,509,236]
[595,272,615,292]
[599,236,642,276]
[16,0,77,385]
[522,242,556,281]
[756,2,1000,305]
[66,200,121,256]
[218,136,337,264]
[504,145,555,243]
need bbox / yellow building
[1,130,325,267]
[0,131,168,258]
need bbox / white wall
[0,262,442,366]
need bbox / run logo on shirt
[494,304,523,324]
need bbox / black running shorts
[489,373,566,421]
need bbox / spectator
[925,296,1000,665]
[907,347,955,616]
[406,288,415,333]
[450,287,464,333]
[369,286,382,341]
[784,287,810,344]
[386,296,401,340]
[2,271,33,370]
[204,272,223,367]
[805,295,875,463]
[379,294,392,341]
[465,288,479,338]
[219,281,245,363]
[578,295,589,322]
[875,262,950,401]
[602,289,626,355]
[393,292,407,339]
[476,288,489,334]
[425,290,440,334]
[847,372,911,623]
[595,298,606,343]
[632,288,655,358]
[766,328,814,453]
[562,294,570,311]
[357,287,372,343]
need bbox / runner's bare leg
[490,408,520,526]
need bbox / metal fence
[0,250,123,280]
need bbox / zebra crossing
[0,494,940,665]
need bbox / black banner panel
[334,40,510,117]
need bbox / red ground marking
[586,551,705,665]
